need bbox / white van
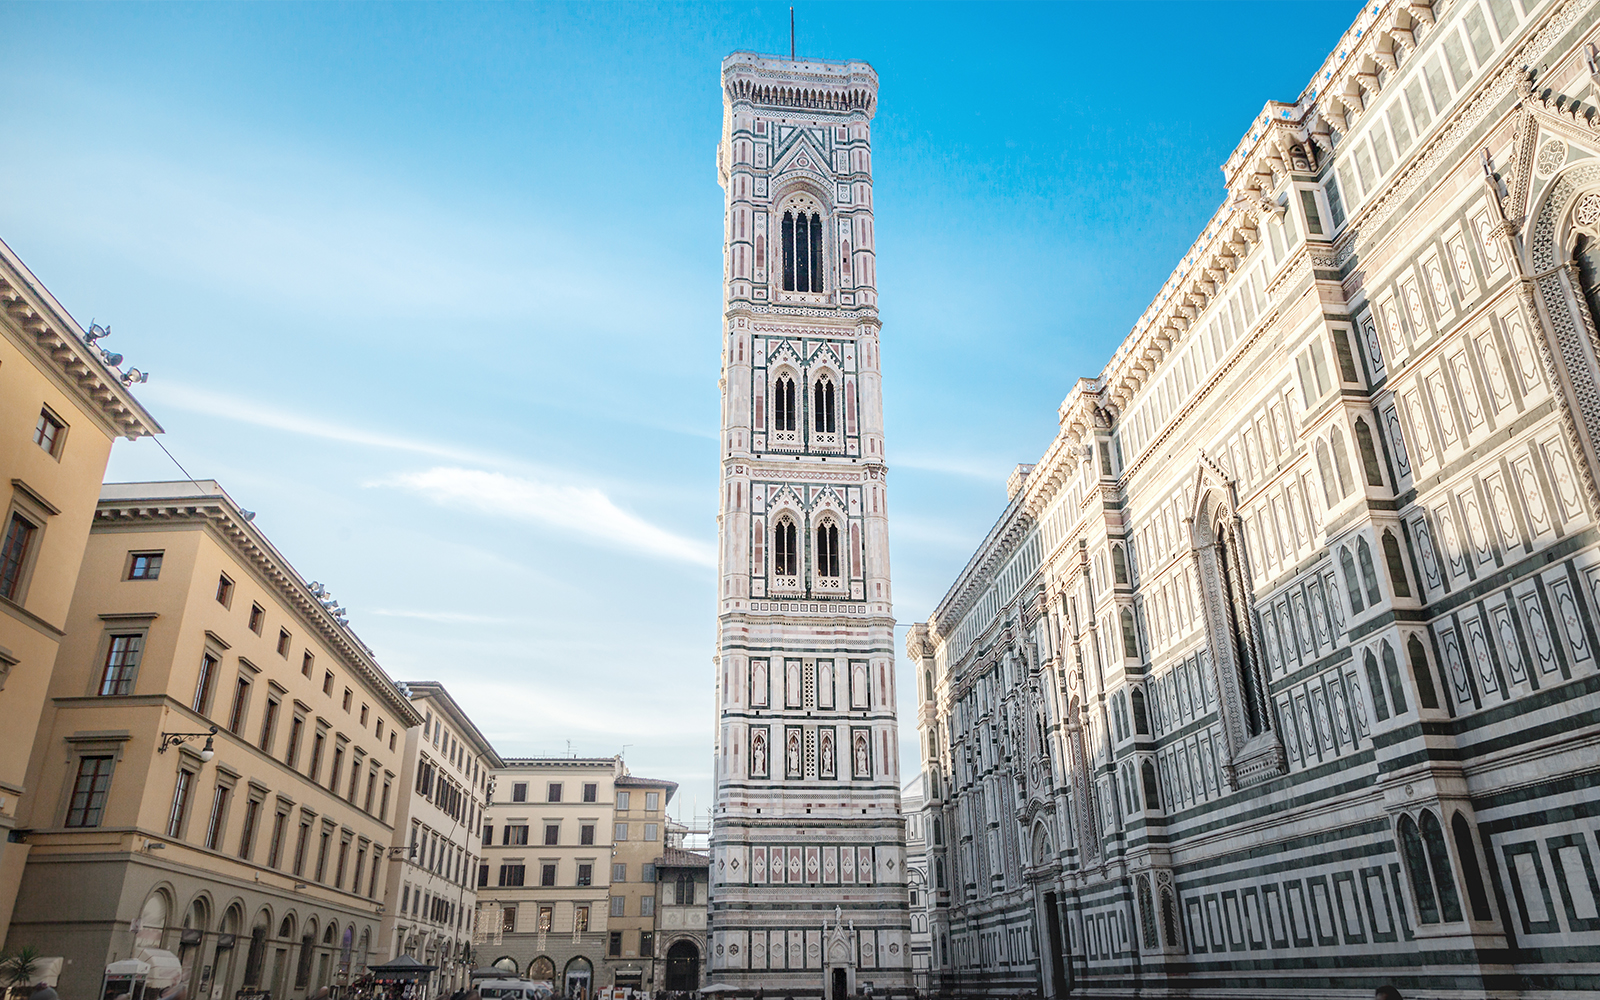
[477,979,554,1000]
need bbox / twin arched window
[816,521,840,578]
[782,210,824,292]
[814,375,836,433]
[773,375,797,432]
[773,517,798,577]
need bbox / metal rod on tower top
[790,6,795,60]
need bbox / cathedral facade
[708,53,911,992]
[908,0,1600,995]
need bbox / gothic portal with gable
[708,52,911,991]
[908,0,1600,996]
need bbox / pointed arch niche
[1188,457,1286,788]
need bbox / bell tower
[709,51,910,989]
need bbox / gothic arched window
[1357,537,1382,606]
[1398,814,1440,924]
[816,521,840,578]
[773,374,797,432]
[1215,515,1269,737]
[1355,417,1385,486]
[1112,544,1130,585]
[773,518,798,577]
[782,209,824,293]
[1408,635,1440,709]
[1341,546,1365,613]
[1331,426,1354,497]
[1383,530,1411,598]
[814,375,836,433]
[1451,812,1493,921]
[1421,810,1464,922]
[1316,440,1338,508]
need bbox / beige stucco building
[5,480,422,1000]
[476,758,679,998]
[380,682,500,996]
[605,774,674,990]
[0,239,161,935]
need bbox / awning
[136,949,183,989]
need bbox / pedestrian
[1375,989,1403,1000]
[28,983,59,1000]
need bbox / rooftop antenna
[790,6,795,61]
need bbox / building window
[609,931,622,957]
[675,874,696,905]
[192,654,218,714]
[359,704,369,726]
[547,782,562,802]
[301,651,313,677]
[228,677,251,734]
[285,715,304,768]
[645,791,659,812]
[640,897,655,918]
[640,929,653,954]
[322,671,334,696]
[814,375,836,433]
[645,823,658,842]
[0,512,39,600]
[573,906,589,933]
[540,863,556,887]
[614,823,629,841]
[274,629,289,657]
[238,796,261,859]
[641,862,656,882]
[65,756,114,827]
[504,824,528,846]
[501,905,517,932]
[816,521,840,579]
[342,688,352,712]
[128,552,163,580]
[247,603,264,634]
[583,782,598,803]
[580,823,595,846]
[204,784,231,850]
[544,824,559,846]
[99,634,144,696]
[308,730,326,782]
[511,782,527,803]
[774,518,798,577]
[617,791,631,811]
[216,574,233,606]
[773,374,797,431]
[477,864,488,887]
[577,863,593,887]
[613,863,627,882]
[781,209,824,292]
[33,409,65,456]
[1213,514,1269,738]
[482,824,492,846]
[167,768,195,838]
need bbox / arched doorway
[490,957,518,976]
[526,957,554,984]
[180,897,210,998]
[664,942,699,991]
[562,957,591,1000]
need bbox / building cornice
[402,681,504,767]
[92,484,421,727]
[0,237,161,441]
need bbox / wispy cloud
[377,466,716,567]
[894,450,1016,481]
[145,380,502,466]
[371,608,513,625]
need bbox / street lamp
[158,725,219,761]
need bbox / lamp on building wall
[158,725,218,761]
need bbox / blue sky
[1,0,1359,820]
